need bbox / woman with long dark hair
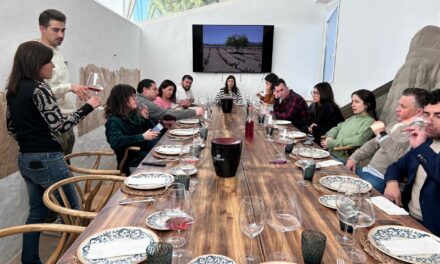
[154,79,177,109]
[321,89,377,160]
[257,72,278,104]
[306,82,344,143]
[105,84,160,175]
[215,75,243,104]
[6,41,100,264]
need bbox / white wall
[0,0,141,262]
[139,0,326,100]
[331,0,440,105]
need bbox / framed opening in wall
[323,3,340,82]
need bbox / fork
[336,258,345,264]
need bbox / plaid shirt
[273,90,309,128]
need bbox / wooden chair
[0,223,84,264]
[43,174,126,227]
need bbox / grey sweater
[136,93,196,121]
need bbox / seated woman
[306,82,344,143]
[105,84,160,175]
[321,89,377,161]
[154,79,177,109]
[215,75,243,105]
[256,73,278,104]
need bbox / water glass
[146,242,173,264]
[301,230,326,264]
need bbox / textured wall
[0,92,19,179]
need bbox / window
[323,4,339,82]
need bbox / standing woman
[257,73,278,104]
[307,82,344,143]
[6,41,100,264]
[154,79,177,109]
[215,75,243,104]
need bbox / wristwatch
[379,131,387,138]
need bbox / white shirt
[176,85,194,101]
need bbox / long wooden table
[59,106,427,263]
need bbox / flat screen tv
[193,25,274,73]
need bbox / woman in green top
[321,89,377,160]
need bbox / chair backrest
[0,223,84,264]
[43,175,126,227]
[64,151,121,175]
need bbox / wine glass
[335,182,360,246]
[296,144,314,187]
[388,117,426,143]
[86,72,105,110]
[264,113,275,141]
[276,129,293,162]
[239,196,265,264]
[266,192,302,262]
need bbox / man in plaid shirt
[273,79,309,128]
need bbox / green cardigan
[325,113,375,160]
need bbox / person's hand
[406,125,428,148]
[320,137,332,149]
[71,84,89,101]
[139,106,149,119]
[86,96,101,109]
[370,121,386,136]
[179,99,191,108]
[345,159,357,173]
[256,92,262,97]
[308,123,317,133]
[384,181,402,206]
[195,107,205,117]
[143,129,160,140]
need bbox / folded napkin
[381,237,440,256]
[87,237,151,259]
[127,176,167,186]
[316,160,343,168]
[370,196,409,215]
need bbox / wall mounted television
[192,24,274,73]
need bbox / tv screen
[193,25,274,73]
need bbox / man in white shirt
[176,74,195,108]
[39,9,89,156]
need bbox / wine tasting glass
[264,113,275,141]
[335,182,360,246]
[276,129,293,162]
[239,196,265,264]
[266,192,302,262]
[296,144,314,187]
[86,72,105,110]
[388,117,426,143]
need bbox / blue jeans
[355,167,385,194]
[18,152,79,264]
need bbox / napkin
[381,237,440,256]
[86,237,151,259]
[370,196,409,215]
[127,176,167,186]
[316,160,343,168]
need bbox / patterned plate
[287,131,307,139]
[124,172,174,190]
[318,194,341,209]
[295,160,322,169]
[169,128,199,136]
[170,165,198,176]
[154,145,186,155]
[319,175,372,193]
[178,119,199,124]
[290,148,329,159]
[188,254,236,264]
[274,120,292,125]
[77,226,159,264]
[368,225,440,263]
[145,210,192,230]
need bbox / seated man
[136,79,204,121]
[176,74,195,108]
[384,89,440,236]
[346,88,429,193]
[272,78,308,128]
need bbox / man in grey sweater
[345,88,429,193]
[136,79,204,121]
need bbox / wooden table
[59,106,426,263]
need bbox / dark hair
[427,89,440,105]
[274,78,287,87]
[352,89,378,120]
[137,79,155,93]
[39,9,66,27]
[5,41,53,96]
[314,82,340,111]
[181,75,193,81]
[105,84,136,119]
[223,75,238,94]
[401,88,429,108]
[158,79,177,103]
[264,73,279,90]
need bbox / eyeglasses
[311,91,319,95]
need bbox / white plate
[170,165,197,176]
[189,254,236,264]
[145,210,193,230]
[77,226,159,264]
[287,131,307,139]
[368,225,440,263]
[319,175,372,193]
[178,119,199,124]
[290,148,329,159]
[274,120,292,125]
[169,128,199,136]
[154,145,185,155]
[318,194,341,209]
[124,172,174,190]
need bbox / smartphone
[152,123,163,132]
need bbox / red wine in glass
[166,217,193,231]
[265,125,274,135]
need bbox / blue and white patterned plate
[145,210,192,230]
[178,119,199,124]
[169,128,199,136]
[368,225,440,263]
[170,165,198,176]
[124,172,174,190]
[76,226,159,264]
[291,148,329,159]
[154,144,186,155]
[318,194,341,209]
[319,175,372,193]
[188,254,236,264]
